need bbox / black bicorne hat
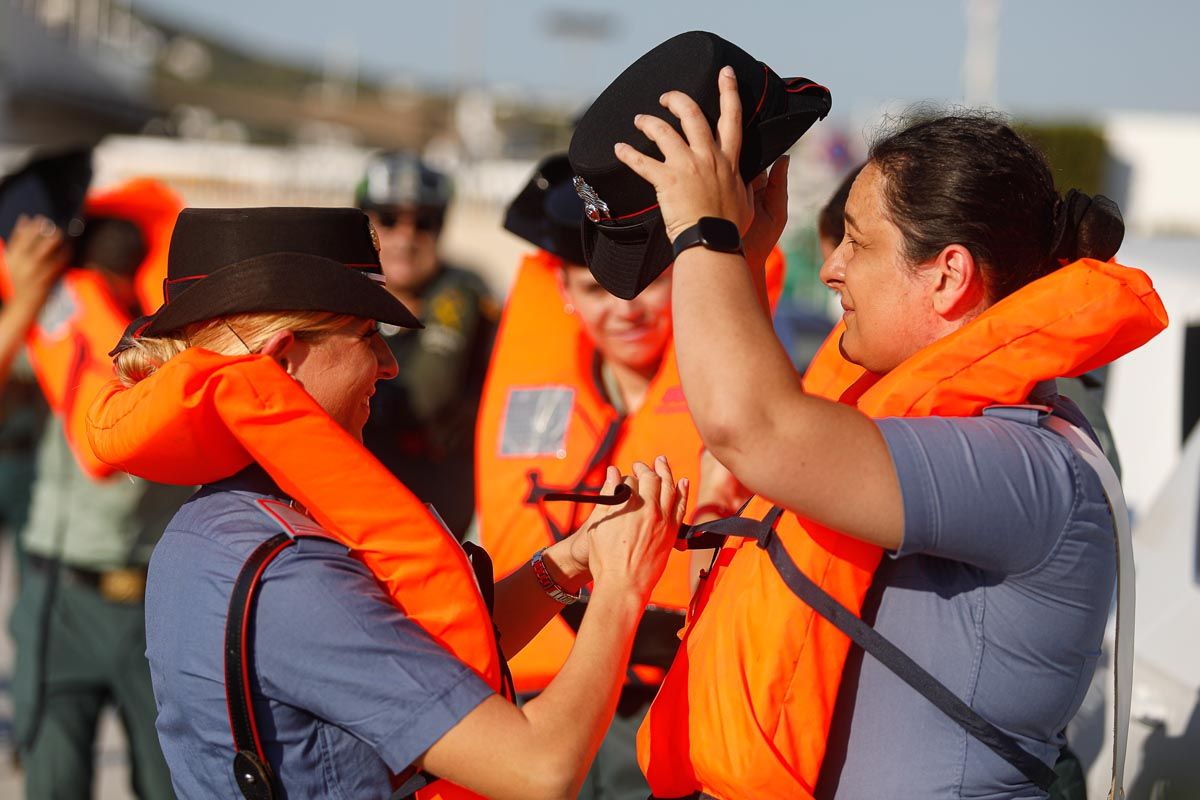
[0,148,93,240]
[503,154,587,266]
[125,207,421,345]
[569,30,832,299]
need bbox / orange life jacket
[86,350,506,800]
[0,178,180,479]
[637,258,1168,800]
[476,248,786,692]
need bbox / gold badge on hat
[367,221,381,253]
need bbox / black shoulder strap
[224,535,515,800]
[680,509,1059,792]
[225,533,295,800]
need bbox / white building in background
[1104,112,1200,236]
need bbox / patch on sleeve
[256,498,333,540]
[431,289,467,330]
[499,387,574,457]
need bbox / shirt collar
[207,464,290,500]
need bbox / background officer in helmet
[356,151,498,539]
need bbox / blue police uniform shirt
[818,387,1116,800]
[144,467,493,800]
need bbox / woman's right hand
[4,215,69,308]
[583,456,688,603]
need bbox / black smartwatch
[671,217,743,259]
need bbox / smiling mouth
[609,326,653,342]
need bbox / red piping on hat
[132,319,153,341]
[611,202,662,222]
[163,274,206,302]
[747,65,770,124]
[785,80,828,95]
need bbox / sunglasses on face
[373,208,444,233]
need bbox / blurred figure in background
[0,221,59,554]
[0,156,186,799]
[817,165,864,261]
[357,151,497,539]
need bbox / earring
[563,302,575,315]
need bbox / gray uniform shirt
[145,469,493,800]
[818,393,1115,800]
[22,417,193,568]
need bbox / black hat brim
[140,252,422,337]
[582,214,674,301]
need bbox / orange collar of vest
[809,258,1167,417]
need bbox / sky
[131,0,1198,120]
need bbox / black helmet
[355,151,453,212]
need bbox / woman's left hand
[559,466,626,577]
[614,66,753,244]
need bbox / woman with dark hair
[612,70,1166,798]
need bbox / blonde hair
[114,311,358,386]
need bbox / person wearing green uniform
[5,213,189,799]
[356,152,498,539]
[0,358,46,545]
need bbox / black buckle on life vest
[521,417,626,541]
[675,501,783,551]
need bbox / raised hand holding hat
[616,67,792,273]
[616,67,754,242]
[568,30,829,299]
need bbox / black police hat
[503,154,587,266]
[0,148,93,241]
[569,31,831,299]
[135,207,421,338]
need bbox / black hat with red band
[568,30,831,299]
[116,207,421,352]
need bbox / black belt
[25,552,148,603]
[559,601,684,673]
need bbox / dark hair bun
[1051,190,1125,264]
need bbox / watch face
[698,217,742,252]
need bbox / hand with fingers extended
[614,65,790,251]
[582,457,689,604]
[4,214,70,311]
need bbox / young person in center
[481,154,754,799]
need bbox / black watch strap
[671,217,743,259]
